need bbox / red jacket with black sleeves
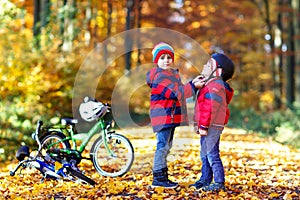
[146,67,196,132]
[194,77,234,131]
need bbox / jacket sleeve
[152,73,195,100]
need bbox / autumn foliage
[1,127,299,199]
[1,0,300,198]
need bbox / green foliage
[228,105,300,148]
[0,0,25,28]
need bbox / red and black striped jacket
[146,67,196,132]
[194,77,234,131]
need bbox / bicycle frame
[11,121,85,182]
[31,157,73,180]
[47,117,115,157]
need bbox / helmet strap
[205,68,222,84]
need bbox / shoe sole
[202,187,226,192]
[151,185,178,189]
[189,183,210,190]
[189,185,203,190]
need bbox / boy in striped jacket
[189,53,235,192]
[146,42,205,188]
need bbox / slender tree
[125,0,135,74]
[61,0,77,52]
[33,0,51,48]
[250,0,283,108]
[136,0,142,67]
[276,0,284,108]
[33,0,41,48]
[41,0,50,28]
[291,0,300,103]
[286,0,296,108]
[103,0,113,64]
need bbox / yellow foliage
[260,91,274,105]
[3,127,299,199]
[236,90,260,110]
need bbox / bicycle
[10,120,95,186]
[39,96,134,177]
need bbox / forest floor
[0,126,300,199]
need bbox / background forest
[0,0,300,161]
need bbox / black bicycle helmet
[212,53,235,81]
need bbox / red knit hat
[152,42,174,64]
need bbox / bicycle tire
[39,131,71,152]
[67,167,96,186]
[90,133,134,177]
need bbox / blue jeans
[153,127,175,171]
[199,127,225,183]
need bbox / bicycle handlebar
[31,120,43,150]
[10,120,44,176]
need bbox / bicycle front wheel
[90,133,134,177]
[67,167,96,186]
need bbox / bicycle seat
[61,118,78,125]
[16,145,30,161]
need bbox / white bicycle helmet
[79,97,107,122]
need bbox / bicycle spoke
[91,134,134,177]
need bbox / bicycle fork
[102,130,116,158]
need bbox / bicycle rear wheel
[66,167,96,186]
[40,131,71,152]
[90,133,134,177]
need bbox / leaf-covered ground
[1,127,300,199]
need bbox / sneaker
[189,180,210,189]
[202,182,226,192]
[167,179,178,186]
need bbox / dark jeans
[153,127,175,171]
[199,127,225,183]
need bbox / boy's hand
[192,75,206,89]
[194,126,199,134]
[193,79,206,89]
[194,126,208,136]
[199,129,208,136]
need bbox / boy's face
[201,58,216,78]
[157,54,173,70]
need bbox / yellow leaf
[165,188,177,195]
[270,192,279,198]
[151,193,164,200]
[219,191,227,196]
[55,162,63,172]
[154,187,164,193]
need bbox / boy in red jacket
[190,53,234,192]
[146,42,205,188]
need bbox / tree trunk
[62,0,77,52]
[125,0,135,74]
[33,0,41,47]
[265,0,282,108]
[275,0,284,108]
[291,0,300,104]
[41,0,50,28]
[136,0,142,67]
[286,0,295,108]
[60,0,67,35]
[103,0,113,64]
